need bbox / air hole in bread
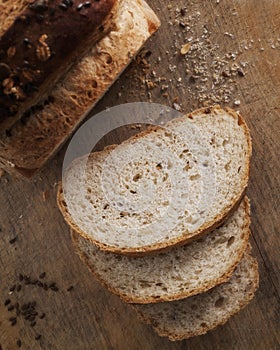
[227,236,235,247]
[222,139,229,147]
[225,161,231,171]
[106,54,113,64]
[133,174,142,182]
[190,174,200,181]
[87,90,93,99]
[92,80,98,88]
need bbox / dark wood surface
[1,1,280,349]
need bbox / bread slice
[0,0,160,177]
[134,251,259,341]
[59,106,252,254]
[71,197,251,303]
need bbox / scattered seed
[49,282,59,291]
[180,42,191,55]
[39,272,46,279]
[9,285,16,292]
[16,339,21,347]
[11,319,17,326]
[9,237,18,244]
[24,277,31,285]
[39,313,45,319]
[37,281,43,288]
[4,299,11,306]
[21,303,28,310]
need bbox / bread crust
[70,198,252,303]
[57,105,252,256]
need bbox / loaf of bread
[0,0,116,130]
[71,197,251,303]
[58,106,252,255]
[0,0,160,176]
[133,251,259,341]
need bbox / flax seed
[9,236,17,244]
[39,272,46,279]
[9,285,16,292]
[4,299,11,306]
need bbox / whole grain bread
[58,106,252,255]
[134,251,259,341]
[0,0,116,130]
[0,0,160,176]
[71,197,251,303]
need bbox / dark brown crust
[70,198,251,303]
[57,105,252,256]
[0,0,116,129]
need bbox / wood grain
[0,0,279,349]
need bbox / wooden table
[1,1,279,349]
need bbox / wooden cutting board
[0,0,279,349]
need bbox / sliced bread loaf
[134,251,259,341]
[71,197,250,303]
[0,0,160,176]
[59,106,252,255]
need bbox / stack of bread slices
[58,105,259,341]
